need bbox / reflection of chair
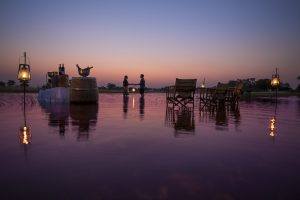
[165,106,195,137]
[199,104,241,131]
[166,79,197,109]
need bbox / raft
[70,77,98,103]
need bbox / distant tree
[106,83,117,90]
[279,82,292,91]
[0,81,5,87]
[7,80,16,86]
[255,79,270,91]
[227,80,237,87]
[297,76,300,91]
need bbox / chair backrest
[175,79,197,97]
[175,79,197,91]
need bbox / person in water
[139,74,145,98]
[123,75,129,96]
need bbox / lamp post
[17,52,31,142]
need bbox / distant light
[132,88,136,92]
[200,84,205,88]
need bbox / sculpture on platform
[76,64,93,77]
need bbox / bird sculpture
[76,64,93,77]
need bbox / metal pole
[23,82,26,127]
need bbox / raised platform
[38,87,69,103]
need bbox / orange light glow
[19,126,31,145]
[271,77,280,87]
[269,117,276,137]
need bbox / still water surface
[0,93,300,199]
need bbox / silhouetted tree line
[0,80,16,87]
[225,78,292,92]
[297,76,300,91]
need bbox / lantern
[18,64,31,82]
[271,68,280,88]
[17,52,31,82]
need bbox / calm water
[0,93,300,200]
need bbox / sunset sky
[0,0,299,88]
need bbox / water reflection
[2,94,300,199]
[139,97,145,120]
[122,96,145,120]
[19,126,31,145]
[39,102,69,136]
[269,116,276,138]
[123,95,129,118]
[39,100,99,140]
[268,99,278,141]
[165,106,195,137]
[132,96,135,109]
[70,104,98,140]
[199,105,241,131]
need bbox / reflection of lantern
[19,126,31,145]
[269,116,276,137]
[271,68,280,88]
[17,52,31,82]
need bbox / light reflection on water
[0,93,300,199]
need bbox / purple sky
[0,0,299,88]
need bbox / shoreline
[0,88,299,97]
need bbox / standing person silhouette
[139,74,145,98]
[123,75,129,96]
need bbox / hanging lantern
[17,52,31,82]
[271,68,280,88]
[18,64,31,82]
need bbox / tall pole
[23,82,26,127]
[24,52,27,64]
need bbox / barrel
[70,77,98,103]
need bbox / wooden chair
[166,78,197,109]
